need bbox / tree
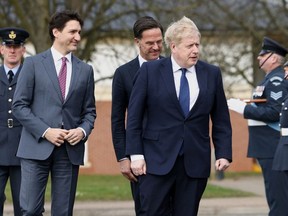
[0,0,287,90]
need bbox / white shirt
[138,54,147,67]
[51,46,72,99]
[171,56,199,110]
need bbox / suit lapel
[65,55,81,103]
[128,57,140,80]
[42,50,63,102]
[0,65,22,86]
[0,66,9,85]
[160,58,184,115]
[160,59,208,118]
[188,62,207,115]
[10,66,22,86]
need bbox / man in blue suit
[0,27,29,216]
[126,16,232,216]
[12,10,96,215]
[111,16,164,215]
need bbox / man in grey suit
[0,27,29,216]
[12,10,96,215]
[111,16,163,215]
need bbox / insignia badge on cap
[9,31,16,40]
[0,27,29,45]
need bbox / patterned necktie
[8,70,14,83]
[58,57,67,101]
[179,68,190,116]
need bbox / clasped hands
[227,98,247,114]
[44,128,84,146]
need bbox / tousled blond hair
[164,16,201,48]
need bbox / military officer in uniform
[228,37,288,216]
[272,61,288,216]
[0,27,29,216]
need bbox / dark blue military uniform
[243,37,288,216]
[0,27,29,216]
[245,67,288,158]
[272,78,288,216]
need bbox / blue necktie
[179,68,190,116]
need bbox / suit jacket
[111,56,140,161]
[126,57,232,178]
[0,66,22,165]
[12,49,96,165]
[111,56,164,161]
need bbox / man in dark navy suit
[0,27,29,216]
[111,16,164,215]
[126,16,232,216]
[228,37,288,216]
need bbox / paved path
[4,175,269,216]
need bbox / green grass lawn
[4,173,255,202]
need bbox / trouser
[138,156,207,216]
[20,144,79,216]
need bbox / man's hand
[131,159,146,176]
[227,98,246,114]
[44,128,69,146]
[65,128,84,145]
[215,158,230,171]
[119,159,137,182]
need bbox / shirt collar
[171,56,196,73]
[51,46,72,63]
[138,54,160,67]
[138,54,147,67]
[4,64,20,75]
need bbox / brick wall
[80,101,254,175]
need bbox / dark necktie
[179,68,190,116]
[58,57,67,101]
[8,70,14,83]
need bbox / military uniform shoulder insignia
[269,76,283,86]
[270,91,283,100]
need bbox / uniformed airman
[0,27,29,216]
[228,36,288,216]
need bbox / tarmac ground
[3,175,269,216]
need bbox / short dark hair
[49,10,83,42]
[133,16,163,39]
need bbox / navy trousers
[138,156,207,216]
